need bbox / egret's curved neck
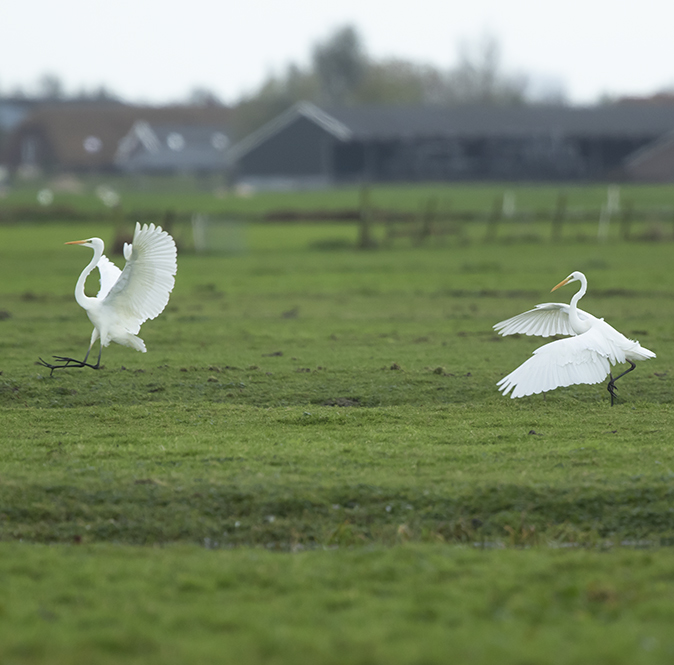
[568,275,590,333]
[74,244,103,309]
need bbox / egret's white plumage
[494,271,655,402]
[95,254,123,300]
[40,222,177,371]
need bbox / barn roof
[229,101,674,163]
[115,120,230,172]
[324,103,674,140]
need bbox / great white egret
[39,222,177,373]
[494,271,655,404]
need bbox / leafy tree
[230,25,366,136]
[230,64,318,139]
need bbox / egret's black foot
[606,361,636,406]
[37,356,100,376]
[52,355,101,369]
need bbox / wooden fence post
[163,209,176,234]
[597,204,610,242]
[484,196,502,242]
[551,192,567,242]
[358,185,376,249]
[620,201,634,241]
[416,197,438,244]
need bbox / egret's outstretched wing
[496,326,622,398]
[96,255,122,300]
[493,303,595,338]
[103,223,177,330]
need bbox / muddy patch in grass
[321,397,361,407]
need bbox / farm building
[622,131,674,182]
[0,96,41,136]
[228,102,674,186]
[2,103,232,175]
[114,120,230,174]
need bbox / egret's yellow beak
[551,277,571,292]
[65,240,87,245]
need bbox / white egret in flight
[39,222,177,374]
[494,271,655,405]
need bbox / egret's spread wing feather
[103,223,177,329]
[96,255,122,300]
[497,327,619,398]
[592,318,657,363]
[493,303,594,338]
[495,271,656,401]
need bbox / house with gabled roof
[228,101,674,186]
[114,120,230,174]
[3,103,232,175]
[0,96,41,136]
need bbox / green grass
[3,177,674,217]
[3,544,674,665]
[2,205,674,663]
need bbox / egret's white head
[551,271,585,292]
[65,237,104,251]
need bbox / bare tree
[37,73,65,100]
[312,25,367,105]
[442,35,527,105]
[188,86,224,107]
[355,59,447,105]
[230,29,548,137]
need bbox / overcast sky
[1,0,672,105]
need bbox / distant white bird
[494,271,655,404]
[39,222,177,373]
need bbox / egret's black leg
[37,356,102,375]
[38,343,102,375]
[607,373,616,406]
[606,360,636,406]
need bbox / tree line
[229,26,566,138]
[1,25,567,141]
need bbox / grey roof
[229,102,674,163]
[323,104,674,139]
[115,121,230,172]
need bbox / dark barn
[229,102,674,186]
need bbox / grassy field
[4,176,674,217]
[1,190,674,662]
